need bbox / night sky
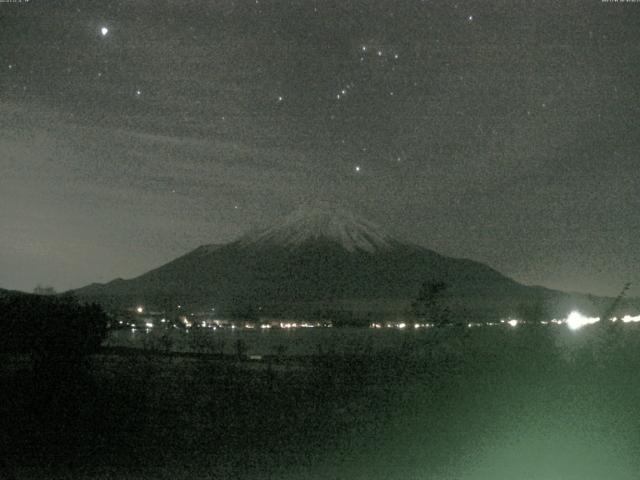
[1,0,639,296]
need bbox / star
[100,26,109,36]
[135,89,142,96]
[354,165,361,172]
[277,95,284,102]
[467,15,473,22]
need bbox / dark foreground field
[2,325,640,479]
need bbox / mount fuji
[72,205,602,322]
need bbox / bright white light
[566,311,599,330]
[100,27,109,36]
[397,323,406,329]
[507,319,518,328]
[136,306,144,314]
[621,314,640,323]
[145,322,153,328]
[355,165,361,172]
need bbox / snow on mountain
[239,204,394,252]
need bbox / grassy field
[2,324,640,479]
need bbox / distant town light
[621,314,640,323]
[145,322,153,328]
[507,319,518,327]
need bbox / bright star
[355,165,361,172]
[100,26,109,36]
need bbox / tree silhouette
[412,281,449,326]
[0,293,108,364]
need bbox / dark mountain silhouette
[72,205,609,321]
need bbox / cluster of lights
[565,311,599,330]
[278,322,320,329]
[128,305,640,335]
[370,322,434,329]
[612,314,640,323]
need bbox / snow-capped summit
[239,203,394,252]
